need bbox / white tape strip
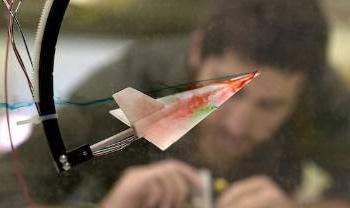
[16,114,58,125]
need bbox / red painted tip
[225,71,259,91]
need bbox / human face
[195,52,305,164]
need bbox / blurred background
[0,0,349,204]
[1,0,350,98]
[0,0,349,152]
[1,0,350,99]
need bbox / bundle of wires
[2,0,37,206]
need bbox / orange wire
[3,0,36,206]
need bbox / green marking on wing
[194,104,218,119]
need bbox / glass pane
[1,0,349,207]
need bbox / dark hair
[201,0,329,75]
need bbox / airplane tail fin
[110,87,164,125]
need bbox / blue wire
[0,96,114,110]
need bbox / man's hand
[101,160,202,208]
[215,175,296,208]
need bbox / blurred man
[1,0,349,207]
[100,0,350,207]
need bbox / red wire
[4,0,36,207]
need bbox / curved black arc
[38,0,70,172]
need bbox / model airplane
[90,71,259,156]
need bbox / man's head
[188,0,328,165]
